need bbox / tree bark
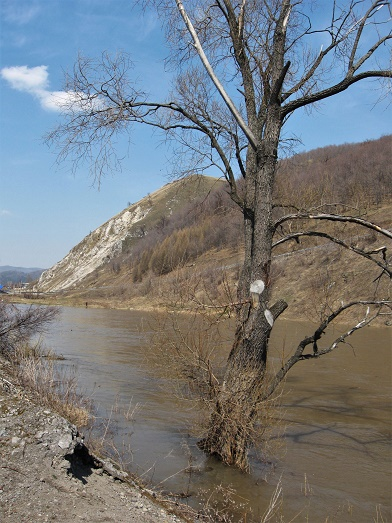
[198,299,287,470]
[198,122,287,470]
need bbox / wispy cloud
[0,65,77,112]
[2,0,40,25]
[136,12,159,41]
[0,210,11,217]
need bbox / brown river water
[40,306,391,522]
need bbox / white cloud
[1,65,104,113]
[1,65,49,92]
[38,90,79,111]
[0,210,11,217]
[0,65,78,112]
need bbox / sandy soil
[0,356,191,523]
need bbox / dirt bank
[0,356,191,523]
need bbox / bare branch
[265,300,391,398]
[272,230,391,277]
[174,0,258,149]
[274,212,392,240]
[0,303,59,354]
[281,1,391,116]
[282,69,391,118]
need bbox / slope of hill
[36,175,223,292]
[30,136,391,322]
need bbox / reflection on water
[41,307,391,522]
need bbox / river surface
[40,306,391,522]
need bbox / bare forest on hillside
[48,135,392,317]
[123,136,392,283]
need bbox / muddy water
[42,307,391,522]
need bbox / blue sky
[1,0,391,269]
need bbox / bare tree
[47,0,391,470]
[0,302,59,355]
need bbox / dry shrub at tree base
[149,304,287,469]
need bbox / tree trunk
[198,299,287,470]
[198,129,287,470]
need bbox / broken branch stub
[264,309,274,327]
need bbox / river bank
[0,354,193,523]
[2,302,391,522]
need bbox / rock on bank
[0,357,186,523]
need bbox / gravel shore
[0,356,190,523]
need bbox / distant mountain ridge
[0,266,44,273]
[0,266,45,286]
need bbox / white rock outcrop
[36,204,150,292]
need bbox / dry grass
[85,395,142,472]
[8,341,91,428]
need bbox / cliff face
[36,204,151,292]
[35,175,221,293]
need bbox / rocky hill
[36,203,151,292]
[36,175,223,293]
[32,136,391,320]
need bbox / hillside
[35,175,223,292]
[30,136,391,322]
